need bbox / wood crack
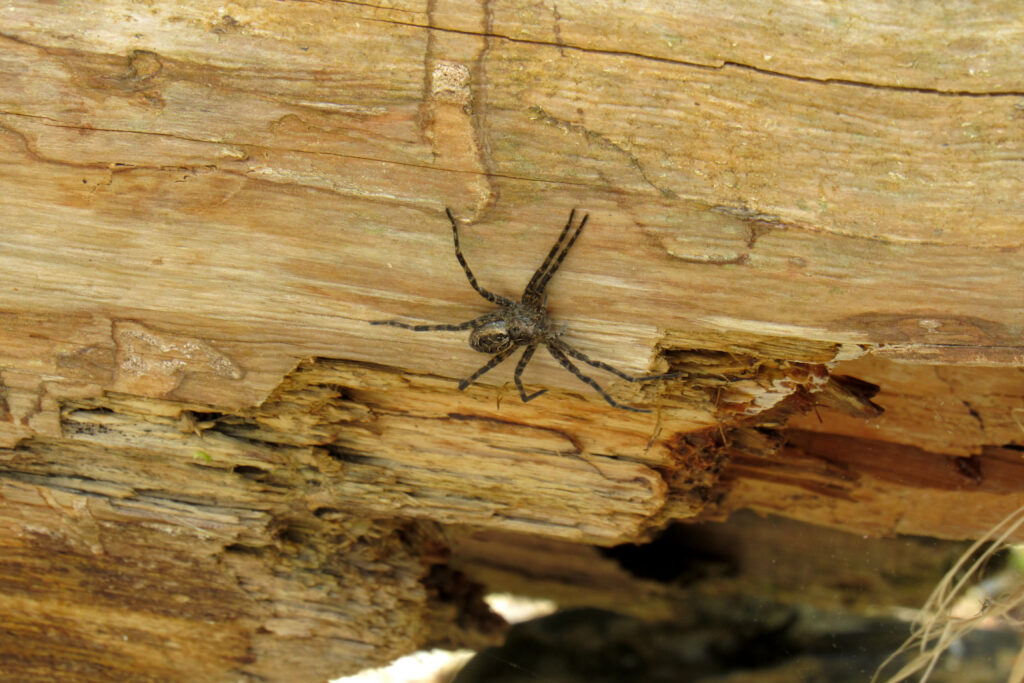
[326,17,1024,98]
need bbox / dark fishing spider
[371,208,677,412]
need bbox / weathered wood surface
[1,0,1023,679]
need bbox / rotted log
[1,0,1022,679]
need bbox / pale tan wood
[0,0,1022,679]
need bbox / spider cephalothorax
[371,208,677,412]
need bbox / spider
[371,208,678,413]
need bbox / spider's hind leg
[370,310,504,333]
[369,319,477,332]
[513,344,547,403]
[457,344,520,391]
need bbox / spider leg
[523,210,589,305]
[550,339,681,382]
[513,344,547,402]
[532,211,587,297]
[370,311,494,333]
[545,344,651,413]
[370,320,475,332]
[447,208,515,307]
[523,209,579,300]
[457,343,521,391]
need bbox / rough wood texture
[1,0,1023,680]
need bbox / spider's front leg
[447,208,515,308]
[521,209,588,306]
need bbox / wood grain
[0,0,1022,679]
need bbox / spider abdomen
[469,304,551,355]
[470,320,513,354]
